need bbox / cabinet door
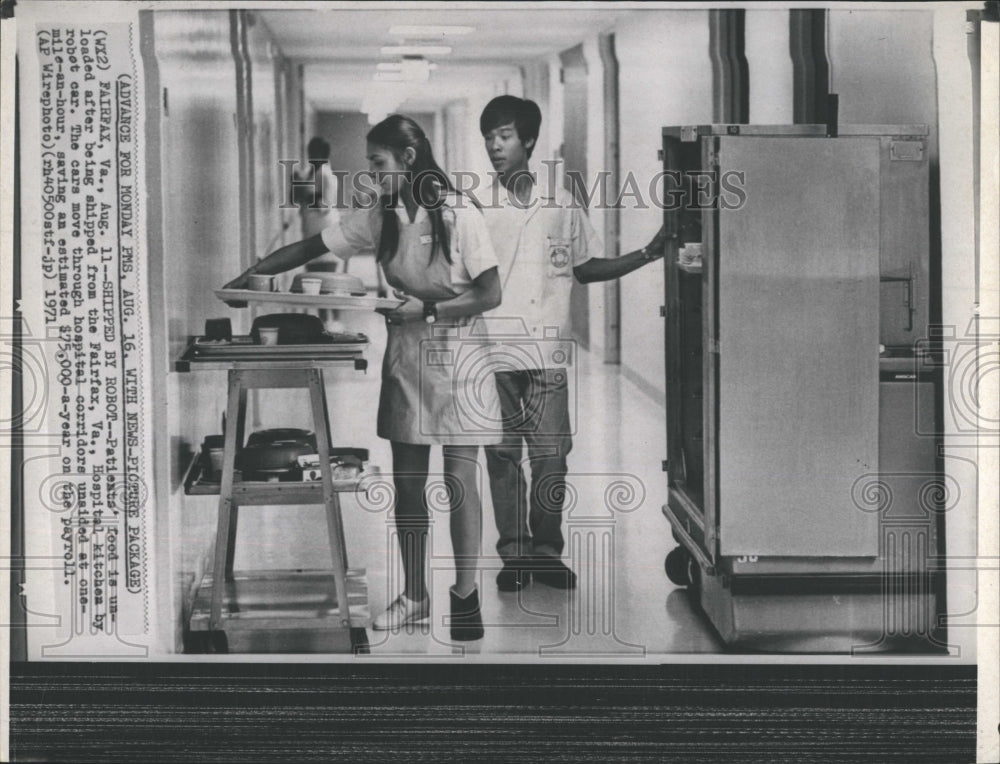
[716,137,881,557]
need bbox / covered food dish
[290,272,365,295]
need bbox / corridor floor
[227,307,723,657]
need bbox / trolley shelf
[188,568,369,631]
[183,452,380,500]
[174,335,370,373]
[175,355,367,373]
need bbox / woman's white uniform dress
[320,194,502,446]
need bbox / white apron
[376,210,501,446]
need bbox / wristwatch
[423,302,438,324]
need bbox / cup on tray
[300,278,322,295]
[258,327,280,346]
[248,273,276,292]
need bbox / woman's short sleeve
[453,202,498,281]
[320,207,377,260]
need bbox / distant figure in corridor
[294,136,343,330]
[294,136,340,241]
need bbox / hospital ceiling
[256,7,629,111]
[258,8,627,64]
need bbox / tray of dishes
[215,289,404,311]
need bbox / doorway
[560,44,590,349]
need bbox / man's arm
[573,225,669,284]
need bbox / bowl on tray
[237,429,318,480]
[290,272,366,296]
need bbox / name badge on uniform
[420,234,433,245]
[547,237,572,278]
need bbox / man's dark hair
[293,137,332,207]
[480,96,542,158]
[307,136,331,161]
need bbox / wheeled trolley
[177,346,372,653]
[660,124,947,652]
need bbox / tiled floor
[228,309,723,656]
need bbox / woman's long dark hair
[367,115,458,265]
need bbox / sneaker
[496,561,531,592]
[372,593,430,631]
[448,587,484,641]
[529,557,577,590]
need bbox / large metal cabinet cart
[660,124,946,652]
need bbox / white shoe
[372,593,430,631]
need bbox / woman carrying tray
[223,115,501,641]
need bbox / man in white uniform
[478,96,667,591]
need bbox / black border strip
[9,662,976,763]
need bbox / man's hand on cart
[641,225,671,262]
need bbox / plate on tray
[215,289,404,311]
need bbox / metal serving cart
[177,342,372,653]
[659,124,946,652]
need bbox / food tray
[215,289,404,311]
[288,289,367,295]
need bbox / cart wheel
[665,546,693,586]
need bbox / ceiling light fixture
[380,45,452,57]
[373,57,432,84]
[387,25,475,37]
[377,61,438,72]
